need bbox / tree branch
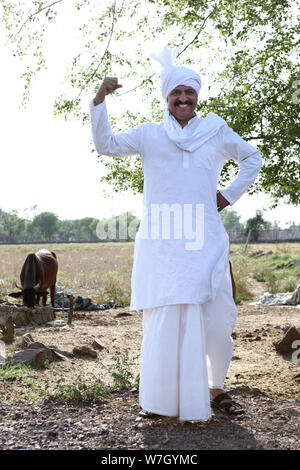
[245,134,300,146]
[119,6,217,97]
[118,73,156,96]
[176,9,216,58]
[5,0,64,45]
[75,0,117,99]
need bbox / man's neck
[172,112,197,128]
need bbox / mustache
[174,100,193,106]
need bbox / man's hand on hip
[217,191,230,212]
[93,77,123,106]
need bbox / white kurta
[89,100,262,311]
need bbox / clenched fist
[93,77,123,105]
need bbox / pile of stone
[0,332,102,368]
[6,333,71,368]
[0,304,55,344]
[54,291,114,311]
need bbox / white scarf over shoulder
[151,46,227,152]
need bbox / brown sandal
[211,393,245,416]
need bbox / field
[0,242,134,306]
[0,242,299,450]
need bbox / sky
[0,1,299,229]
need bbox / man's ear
[8,291,23,298]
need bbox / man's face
[167,85,198,125]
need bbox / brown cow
[9,249,58,308]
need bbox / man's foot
[210,389,244,416]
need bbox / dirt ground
[0,276,299,451]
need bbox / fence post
[68,295,73,325]
[61,290,65,322]
[244,229,252,253]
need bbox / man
[89,47,262,421]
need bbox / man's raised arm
[90,77,143,158]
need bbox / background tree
[220,208,244,232]
[31,212,59,240]
[284,220,300,230]
[1,206,299,242]
[72,217,99,241]
[245,209,271,242]
[57,219,76,242]
[271,220,281,229]
[1,0,299,205]
[0,210,26,242]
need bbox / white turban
[151,46,202,101]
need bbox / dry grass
[231,242,300,254]
[0,243,134,305]
[1,242,300,307]
[230,242,300,297]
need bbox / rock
[8,347,55,368]
[24,341,48,350]
[274,326,300,354]
[49,348,71,361]
[10,334,70,366]
[21,333,35,348]
[114,312,132,318]
[92,339,105,351]
[72,346,98,358]
[46,320,66,328]
[1,316,14,343]
[0,305,54,328]
[250,249,273,257]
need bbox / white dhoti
[139,265,238,421]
